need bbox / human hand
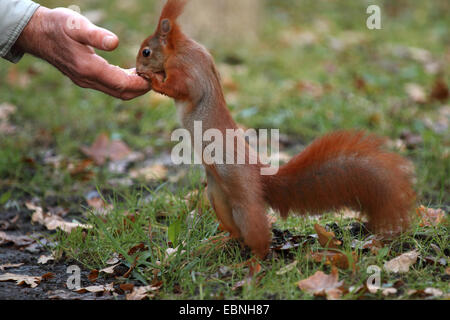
[14,7,151,100]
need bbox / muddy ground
[0,202,124,300]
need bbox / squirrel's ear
[160,19,172,35]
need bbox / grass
[0,0,448,299]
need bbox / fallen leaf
[297,267,344,300]
[248,260,262,277]
[407,288,444,298]
[351,236,384,255]
[382,287,398,296]
[105,254,120,265]
[416,205,446,227]
[99,263,121,275]
[0,103,17,135]
[405,83,427,104]
[26,202,91,233]
[297,81,325,99]
[119,283,135,292]
[41,272,55,280]
[47,290,83,300]
[75,284,114,294]
[0,103,16,120]
[128,243,148,256]
[309,250,357,270]
[424,287,443,297]
[430,77,449,102]
[0,231,34,247]
[68,159,94,181]
[129,164,168,182]
[0,273,41,288]
[0,263,24,271]
[314,224,342,249]
[276,260,298,275]
[37,254,54,265]
[384,250,419,273]
[353,74,367,91]
[88,270,99,282]
[86,196,113,216]
[125,284,162,300]
[6,66,30,88]
[81,133,131,165]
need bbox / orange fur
[263,131,415,237]
[136,1,416,258]
[159,0,187,23]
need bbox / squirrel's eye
[142,48,151,57]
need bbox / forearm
[0,0,40,63]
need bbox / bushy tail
[262,131,415,237]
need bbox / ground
[0,0,448,300]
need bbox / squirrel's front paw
[148,71,165,85]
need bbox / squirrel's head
[136,0,187,80]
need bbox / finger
[64,11,119,51]
[86,80,150,100]
[87,56,152,93]
[73,74,149,100]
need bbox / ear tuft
[160,19,172,35]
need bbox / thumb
[64,10,119,51]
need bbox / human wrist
[14,6,51,58]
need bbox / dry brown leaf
[6,66,30,88]
[81,133,131,165]
[297,267,344,300]
[276,260,298,275]
[405,83,427,104]
[430,77,449,102]
[314,224,342,249]
[424,287,444,297]
[68,159,94,181]
[0,102,16,120]
[351,236,384,255]
[75,283,114,294]
[0,273,41,288]
[105,253,120,265]
[0,231,34,247]
[382,287,398,296]
[248,260,262,277]
[128,243,147,256]
[297,81,325,99]
[37,254,54,265]
[119,283,135,292]
[26,202,91,233]
[407,288,444,298]
[310,250,357,270]
[384,250,419,273]
[86,197,113,216]
[416,205,446,227]
[0,263,24,271]
[125,284,162,300]
[129,164,168,182]
[41,272,55,280]
[99,263,121,275]
[88,270,99,282]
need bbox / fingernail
[103,36,116,50]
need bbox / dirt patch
[0,202,121,300]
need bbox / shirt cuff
[0,1,41,63]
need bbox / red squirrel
[136,0,416,258]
